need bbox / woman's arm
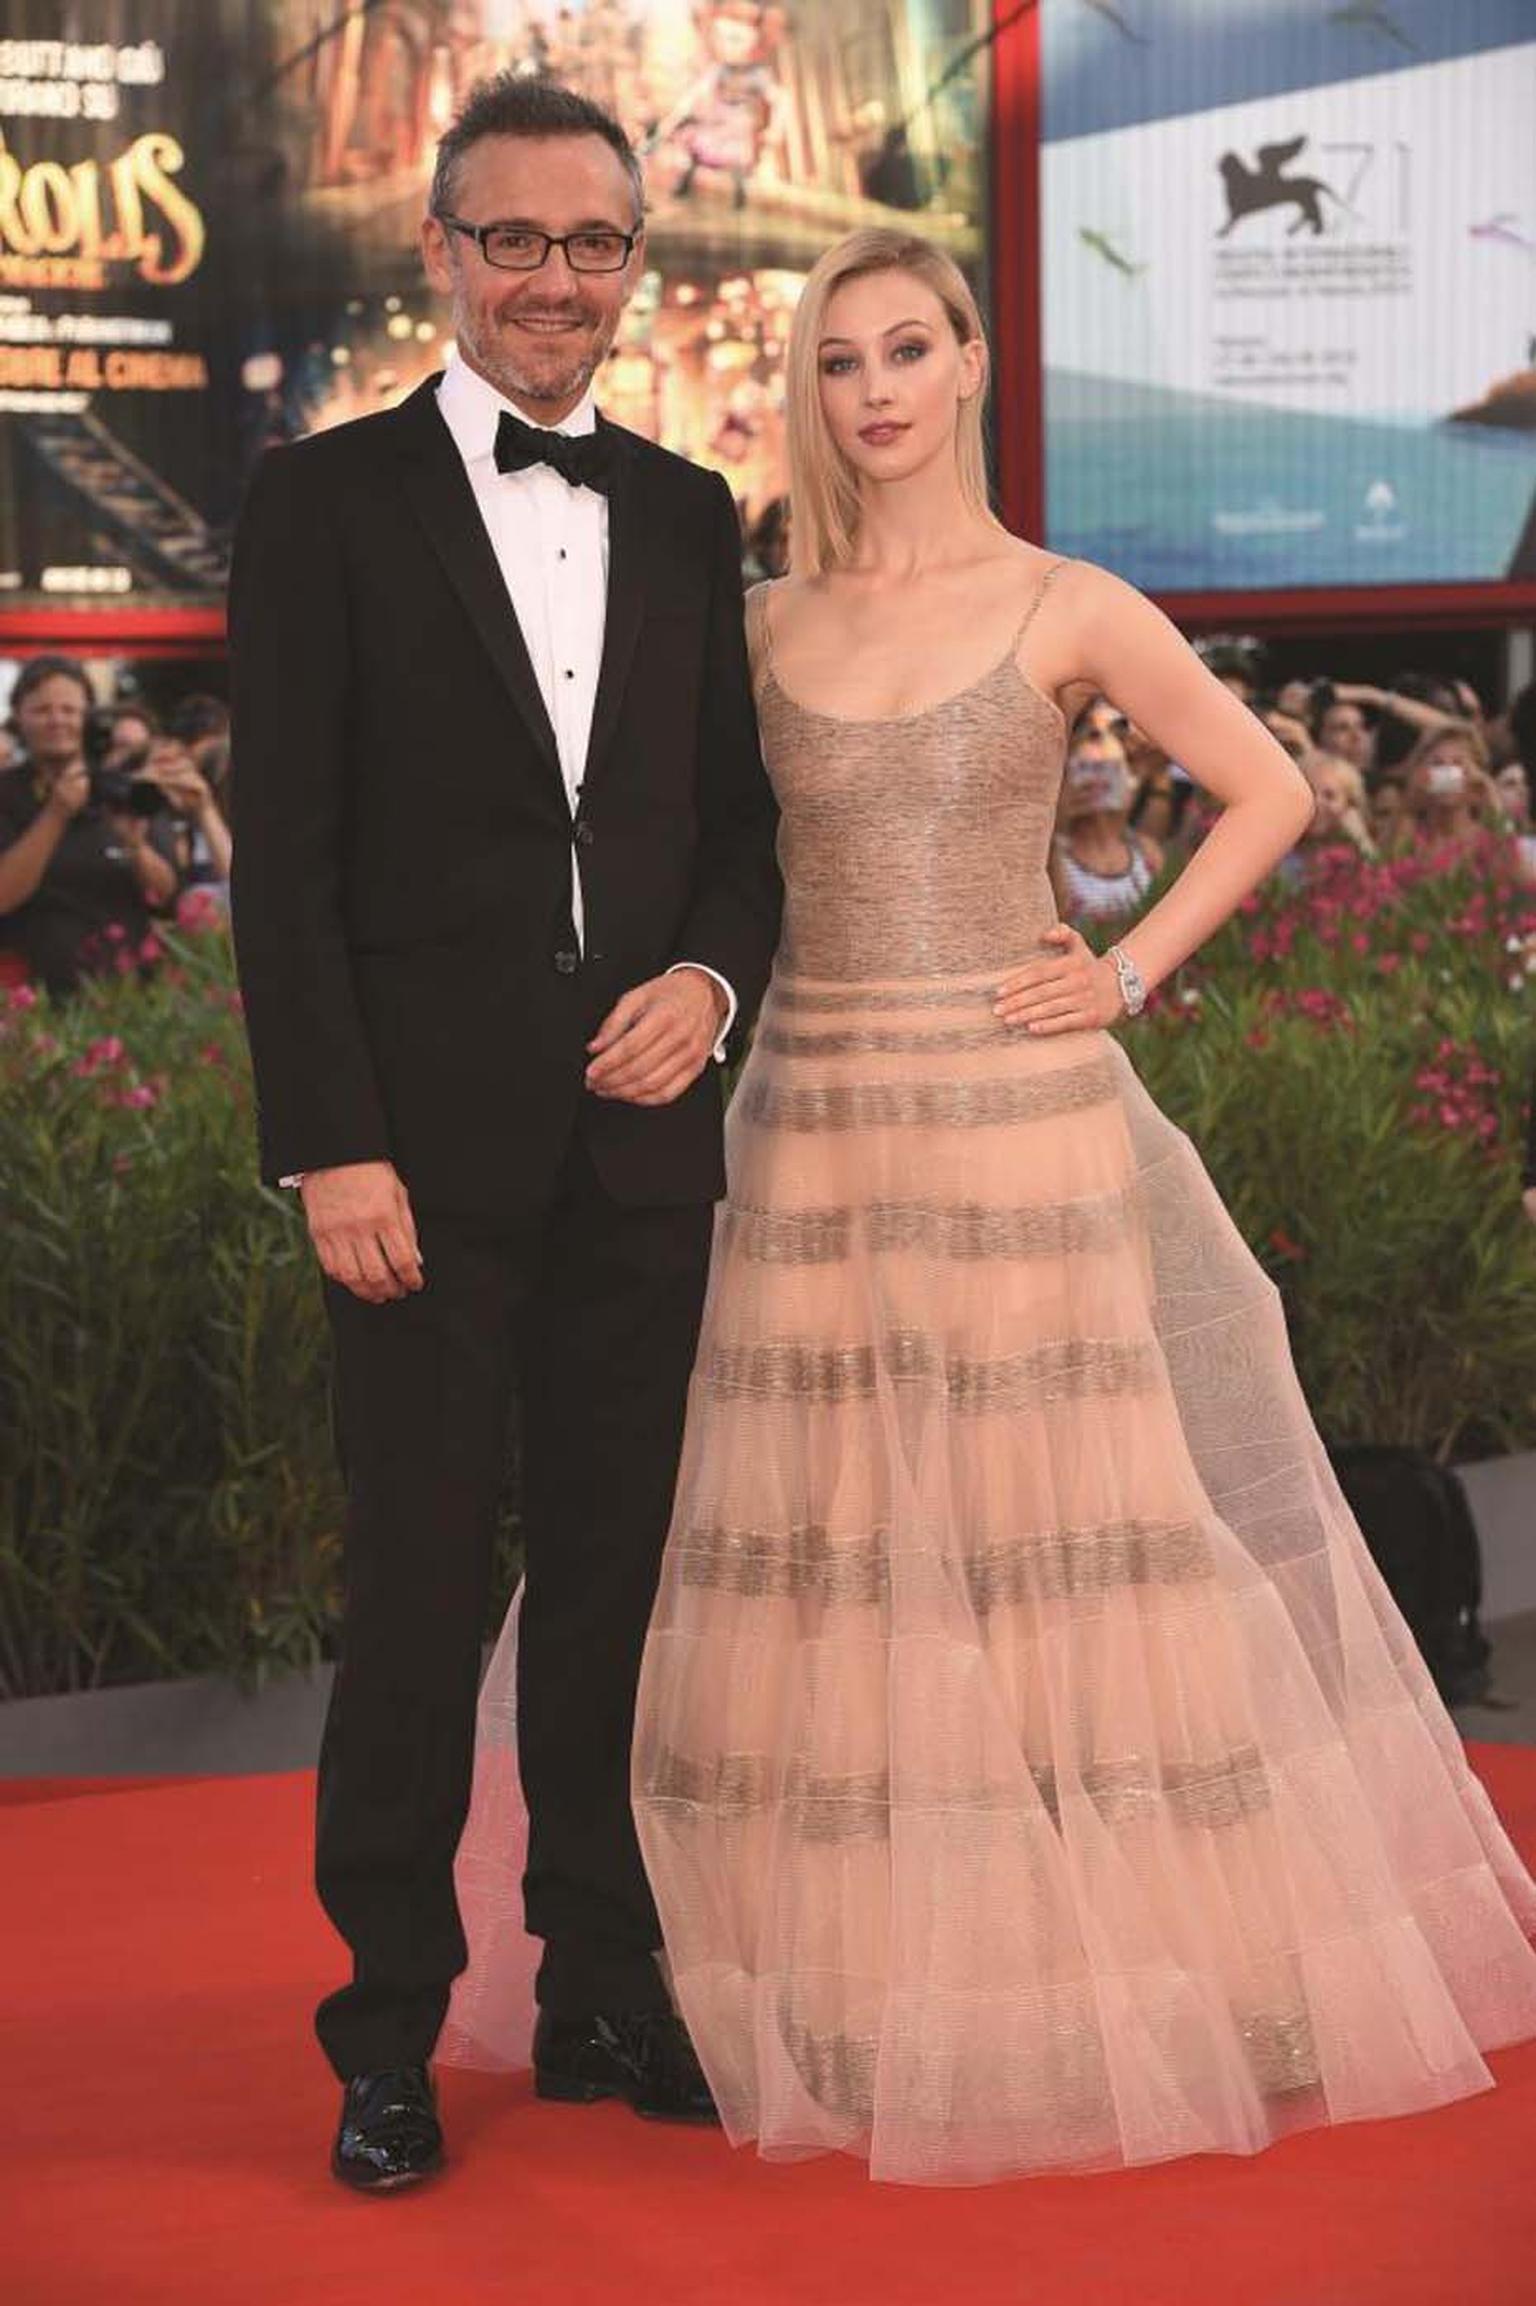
[192,797,234,883]
[1078,569,1313,991]
[112,813,181,912]
[1333,681,1443,738]
[999,565,1313,1033]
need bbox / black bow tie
[494,410,613,494]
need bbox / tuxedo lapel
[581,417,646,798]
[389,378,565,806]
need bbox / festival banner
[0,1,993,626]
[1037,0,1536,600]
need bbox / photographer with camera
[0,656,180,996]
[159,695,234,902]
[139,731,234,902]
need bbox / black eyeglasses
[436,216,641,273]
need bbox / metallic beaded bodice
[748,581,1068,981]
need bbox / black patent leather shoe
[533,2008,719,2125]
[332,2065,444,2192]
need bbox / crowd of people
[2,633,1533,991]
[1050,637,1536,929]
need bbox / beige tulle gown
[625,561,1536,2183]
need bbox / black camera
[88,744,172,818]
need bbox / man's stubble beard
[454,294,615,413]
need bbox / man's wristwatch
[1107,943,1147,1018]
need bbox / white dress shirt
[277,356,737,1187]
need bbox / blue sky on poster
[1042,0,1536,143]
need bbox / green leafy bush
[0,919,338,1698]
[1127,834,1536,1460]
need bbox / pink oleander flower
[177,887,222,933]
[8,984,38,1012]
[73,1035,128,1078]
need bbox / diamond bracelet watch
[1106,943,1147,1018]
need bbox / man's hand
[44,762,90,821]
[301,1160,424,1303]
[585,966,727,1106]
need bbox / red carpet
[6,1748,1536,2306]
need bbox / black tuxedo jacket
[228,375,781,1216]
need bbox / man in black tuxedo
[228,75,780,2190]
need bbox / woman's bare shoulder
[749,571,830,649]
[1042,553,1150,617]
[749,570,810,604]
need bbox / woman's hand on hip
[994,923,1124,1035]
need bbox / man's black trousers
[313,1129,713,2080]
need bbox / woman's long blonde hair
[784,228,999,577]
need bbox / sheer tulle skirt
[621,968,1536,2183]
[439,1588,540,2073]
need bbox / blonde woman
[1401,718,1497,856]
[1050,698,1164,925]
[1302,751,1376,860]
[622,226,1536,2184]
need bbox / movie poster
[0,4,239,611]
[1040,0,1536,593]
[0,1,992,616]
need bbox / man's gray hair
[429,72,645,221]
